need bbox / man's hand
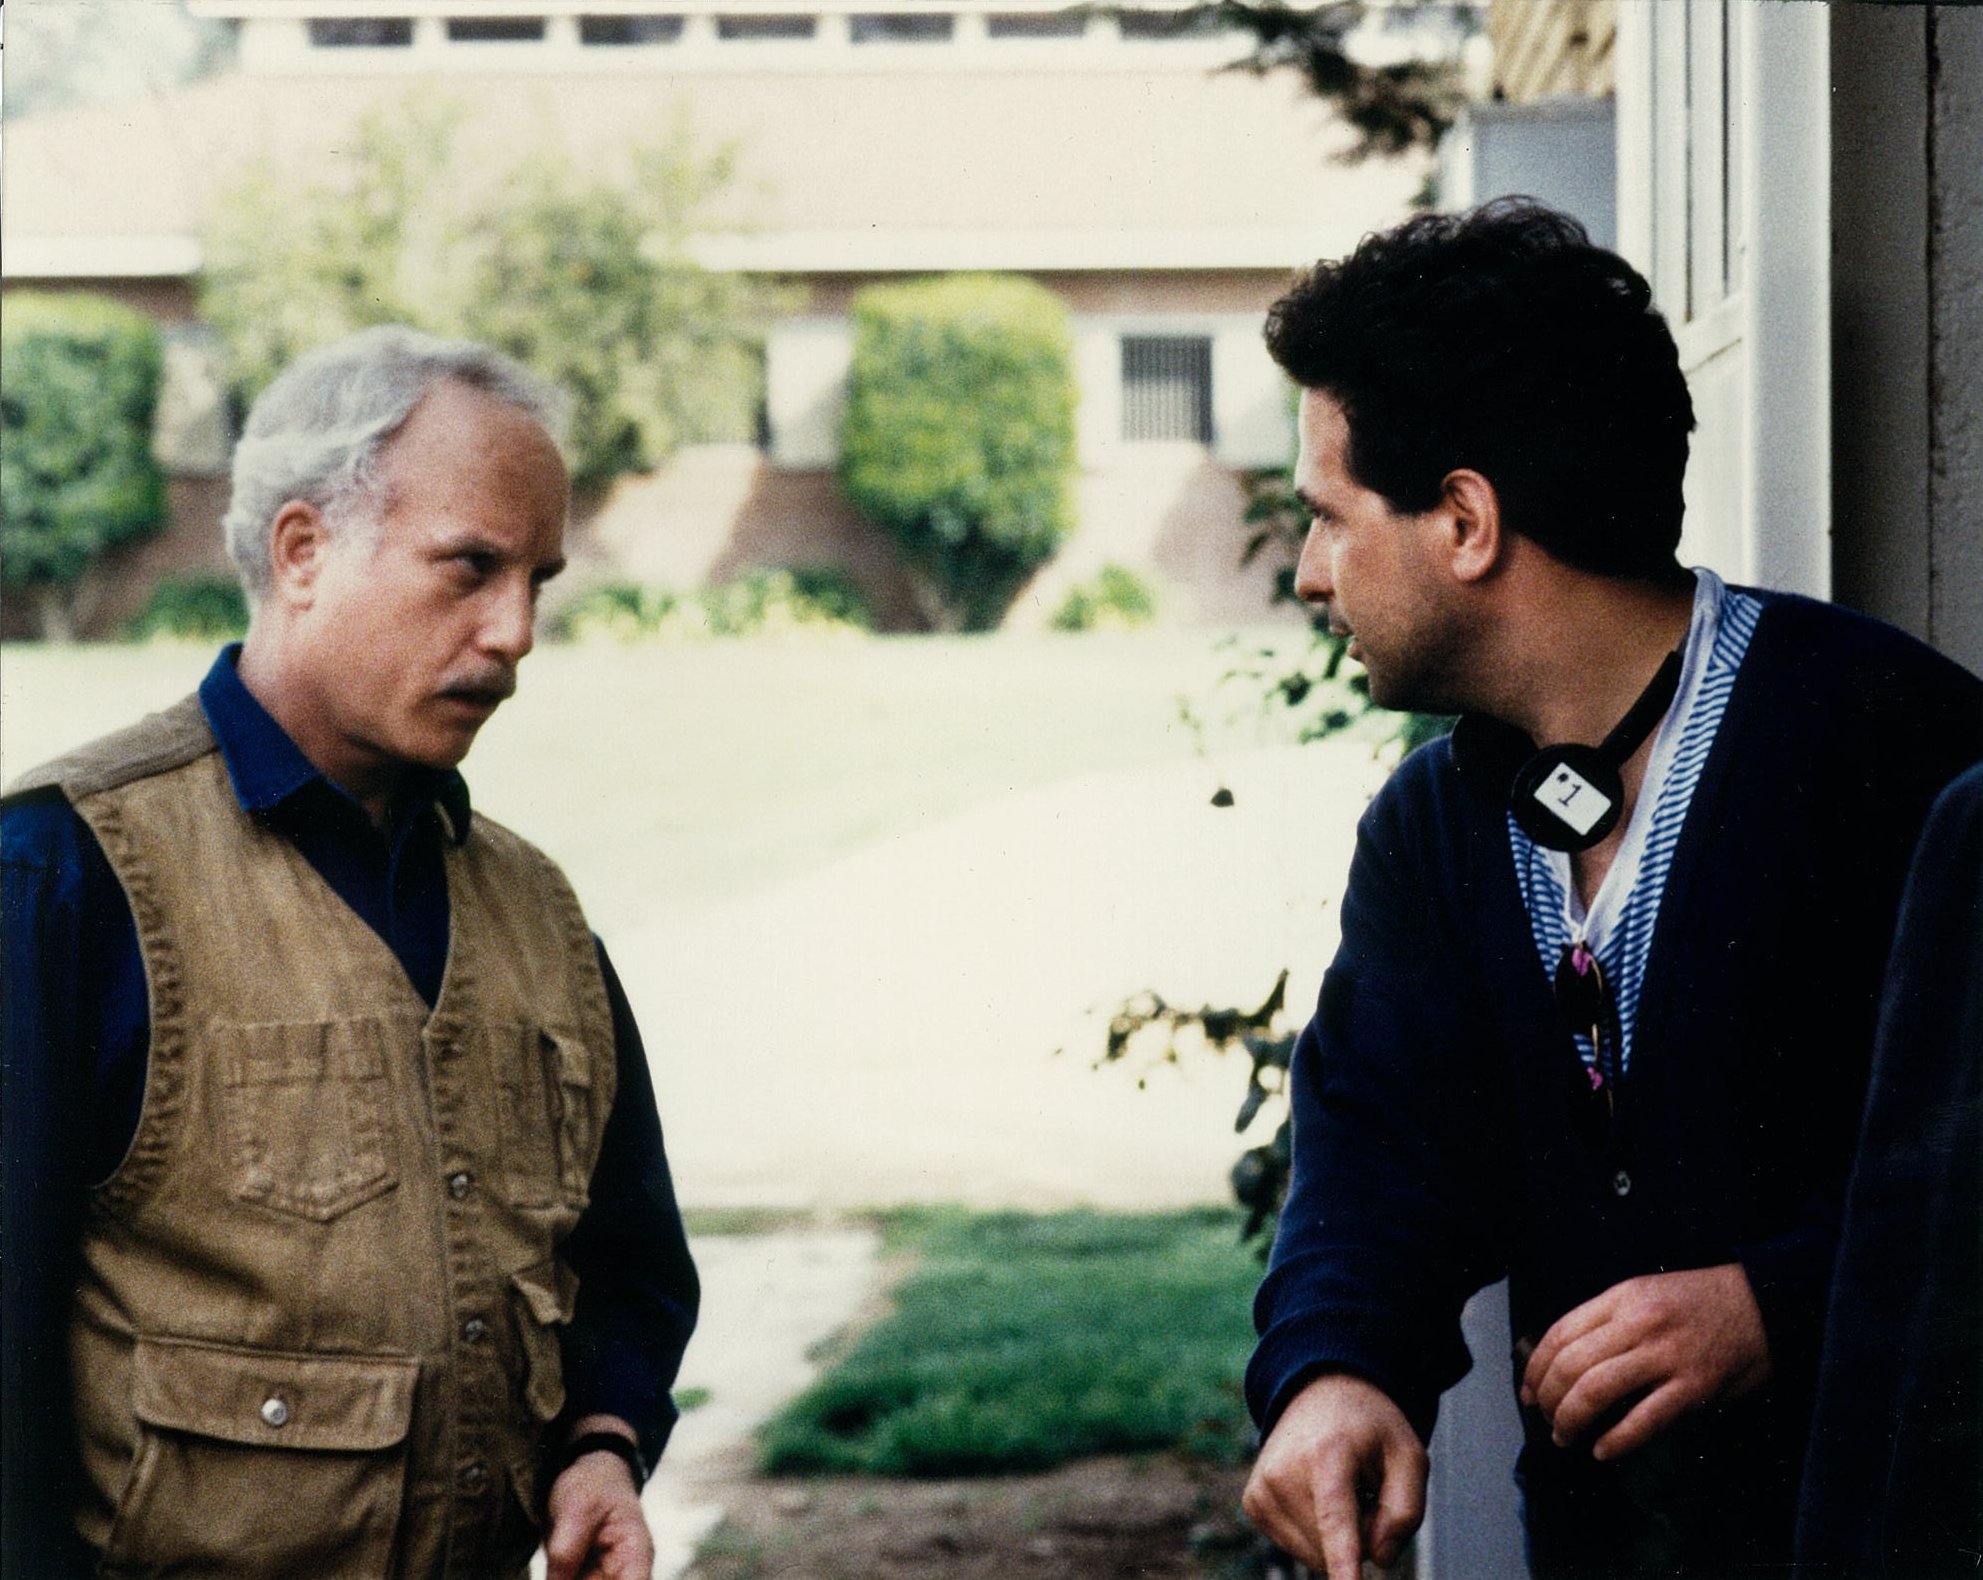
[1521,1263,1772,1462]
[544,1420,655,1580]
[1242,1373,1427,1580]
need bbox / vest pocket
[489,1027,597,1211]
[509,1257,578,1425]
[504,1258,578,1533]
[215,1020,397,1221]
[546,1031,598,1207]
[102,1336,417,1579]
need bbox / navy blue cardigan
[1248,593,1983,1453]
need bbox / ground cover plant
[1050,564,1159,633]
[758,1207,1259,1478]
[550,566,874,642]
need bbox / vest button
[448,1171,473,1199]
[460,1461,489,1493]
[260,1396,291,1429]
[1611,1169,1633,1197]
[463,1317,488,1342]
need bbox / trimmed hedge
[839,274,1077,631]
[1,293,169,632]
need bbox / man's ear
[266,500,333,606]
[1440,468,1504,584]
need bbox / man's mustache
[439,671,517,704]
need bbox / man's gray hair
[223,325,570,601]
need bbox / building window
[1121,336,1213,442]
[986,10,1086,37]
[307,18,414,47]
[579,14,686,44]
[716,14,818,40]
[851,12,954,42]
[445,17,548,43]
[1118,8,1223,39]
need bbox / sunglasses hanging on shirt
[1554,939,1615,1146]
[1509,649,1684,853]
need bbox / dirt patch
[686,1454,1258,1580]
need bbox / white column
[1740,0,1830,597]
[766,318,855,470]
[1211,324,1292,469]
[1073,322,1121,470]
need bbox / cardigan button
[260,1396,291,1429]
[1611,1169,1633,1197]
[448,1171,473,1200]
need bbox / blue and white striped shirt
[1511,570,1764,1077]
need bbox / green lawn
[0,632,1297,933]
[758,1207,1260,1477]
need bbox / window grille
[987,11,1086,37]
[579,15,686,44]
[308,19,414,47]
[446,17,547,42]
[717,14,819,39]
[851,12,955,42]
[1121,336,1213,442]
[1118,8,1223,38]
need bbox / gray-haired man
[2,326,698,1579]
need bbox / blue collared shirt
[2,648,697,1571]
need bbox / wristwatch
[546,1430,647,1488]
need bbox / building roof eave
[2,235,204,280]
[689,226,1360,273]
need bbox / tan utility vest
[16,696,616,1580]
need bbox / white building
[1,0,1443,631]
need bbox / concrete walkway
[532,1227,882,1579]
[643,1229,883,1575]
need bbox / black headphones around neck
[1509,650,1683,853]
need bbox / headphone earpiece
[1509,651,1683,853]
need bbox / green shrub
[551,566,873,643]
[839,274,1077,631]
[1049,563,1158,632]
[1,293,169,639]
[121,573,251,642]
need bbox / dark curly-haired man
[1240,199,1983,1579]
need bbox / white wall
[1440,96,1617,249]
[1615,0,1830,597]
[772,309,1290,473]
[1075,312,1290,469]
[765,316,853,469]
